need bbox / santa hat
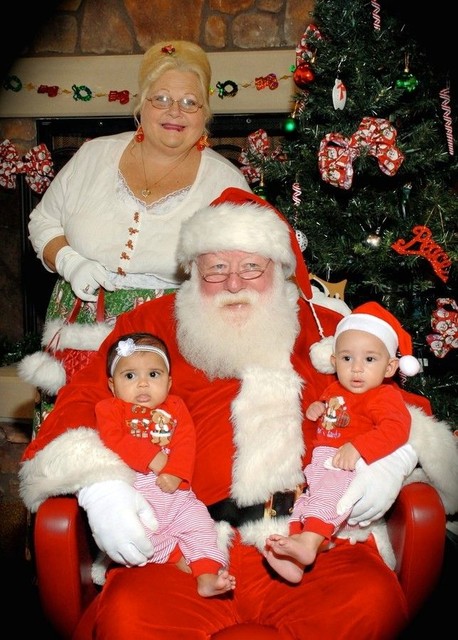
[310,301,421,377]
[177,187,313,299]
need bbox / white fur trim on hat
[335,313,399,356]
[17,317,113,394]
[177,201,296,276]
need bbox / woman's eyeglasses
[146,95,203,114]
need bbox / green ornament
[396,71,419,92]
[253,184,267,199]
[283,116,297,134]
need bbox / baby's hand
[332,443,360,471]
[156,473,181,493]
[306,401,326,422]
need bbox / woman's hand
[55,246,116,301]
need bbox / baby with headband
[95,332,235,597]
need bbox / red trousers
[75,531,408,639]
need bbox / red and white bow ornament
[239,129,285,183]
[0,139,54,194]
[318,117,404,190]
[426,298,458,358]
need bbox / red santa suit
[19,189,458,639]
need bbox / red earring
[196,134,209,151]
[135,125,144,143]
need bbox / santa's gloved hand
[78,480,157,565]
[55,246,115,302]
[337,444,418,526]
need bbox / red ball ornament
[293,62,315,89]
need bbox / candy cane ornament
[371,0,381,31]
[439,85,455,156]
[292,181,308,251]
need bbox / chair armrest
[34,496,99,639]
[387,482,445,619]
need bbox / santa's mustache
[212,289,260,308]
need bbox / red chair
[33,482,445,639]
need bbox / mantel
[0,50,297,118]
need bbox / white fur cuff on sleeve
[19,427,135,512]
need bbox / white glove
[337,443,418,526]
[78,480,158,566]
[55,246,115,302]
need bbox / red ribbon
[318,117,404,190]
[0,139,54,194]
[108,90,130,105]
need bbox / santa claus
[19,188,457,639]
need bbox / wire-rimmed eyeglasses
[198,259,271,283]
[146,95,203,114]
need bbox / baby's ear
[384,358,399,378]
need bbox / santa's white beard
[175,266,300,379]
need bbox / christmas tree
[241,0,457,426]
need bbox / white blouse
[28,131,251,288]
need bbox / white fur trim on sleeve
[19,427,135,512]
[406,404,458,514]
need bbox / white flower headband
[110,338,170,376]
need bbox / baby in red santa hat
[264,301,422,582]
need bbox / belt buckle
[264,494,275,518]
[264,484,305,519]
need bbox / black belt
[208,488,303,528]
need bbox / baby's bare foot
[197,568,236,597]
[263,533,320,583]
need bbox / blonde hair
[134,40,212,133]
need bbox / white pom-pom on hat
[17,350,67,395]
[310,336,336,374]
[397,354,421,376]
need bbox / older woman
[20,40,251,430]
